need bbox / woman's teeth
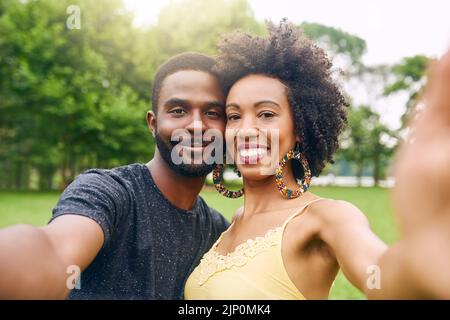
[239,148,267,158]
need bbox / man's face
[148,70,226,177]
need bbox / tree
[0,0,155,189]
[340,106,397,186]
[0,0,265,190]
[300,22,367,74]
[383,54,430,127]
[153,0,264,61]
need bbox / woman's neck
[241,166,309,216]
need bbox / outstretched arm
[316,200,388,295]
[320,50,450,299]
[369,50,450,299]
[368,213,450,299]
[0,215,103,299]
[318,200,450,299]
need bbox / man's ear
[146,111,156,137]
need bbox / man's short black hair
[151,52,218,114]
[213,19,348,178]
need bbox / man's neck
[146,153,206,211]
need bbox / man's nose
[186,110,207,132]
[186,120,206,133]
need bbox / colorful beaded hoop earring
[213,164,244,198]
[275,144,311,199]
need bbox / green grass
[0,186,397,300]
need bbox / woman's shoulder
[306,196,369,227]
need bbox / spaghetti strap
[281,198,325,230]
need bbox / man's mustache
[169,136,217,148]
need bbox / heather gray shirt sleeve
[49,170,130,248]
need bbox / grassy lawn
[0,186,397,299]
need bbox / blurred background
[0,0,449,299]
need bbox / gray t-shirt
[50,163,229,299]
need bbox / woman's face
[225,74,299,181]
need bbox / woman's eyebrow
[226,100,281,109]
[225,103,240,109]
[254,100,281,108]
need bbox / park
[0,0,449,302]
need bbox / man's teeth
[239,148,267,157]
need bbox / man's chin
[167,162,215,178]
[155,135,215,178]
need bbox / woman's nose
[237,127,258,139]
[239,115,258,133]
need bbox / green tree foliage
[299,22,400,184]
[0,0,154,189]
[300,22,367,73]
[0,0,415,190]
[339,106,397,186]
[153,0,264,59]
[0,0,263,190]
[383,54,430,126]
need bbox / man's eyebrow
[163,98,190,108]
[205,101,225,109]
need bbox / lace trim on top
[196,226,283,286]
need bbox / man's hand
[0,215,104,299]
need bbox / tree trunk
[356,161,363,187]
[14,160,23,190]
[38,164,56,191]
[373,153,381,187]
[60,156,69,189]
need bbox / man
[0,52,229,299]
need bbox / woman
[184,20,388,299]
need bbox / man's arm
[0,215,104,299]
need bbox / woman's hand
[392,50,450,238]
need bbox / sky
[124,0,450,65]
[124,0,450,128]
[248,0,450,65]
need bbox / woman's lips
[237,144,270,164]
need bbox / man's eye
[169,108,186,115]
[206,111,221,118]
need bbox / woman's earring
[233,165,242,178]
[213,164,244,198]
[275,143,311,199]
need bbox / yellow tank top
[184,198,323,300]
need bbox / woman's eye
[259,111,275,119]
[227,114,241,121]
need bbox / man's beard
[155,132,215,178]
